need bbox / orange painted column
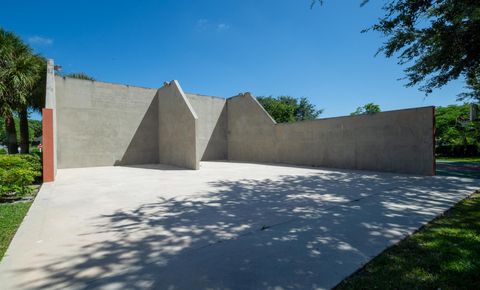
[42,108,55,182]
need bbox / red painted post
[42,108,54,182]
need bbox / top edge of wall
[56,75,158,91]
[185,93,226,100]
[275,106,435,126]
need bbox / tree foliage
[313,0,480,100]
[257,96,323,123]
[64,72,95,81]
[0,28,44,153]
[435,104,479,147]
[351,103,381,115]
[0,117,42,146]
[0,29,43,115]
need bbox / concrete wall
[53,74,434,175]
[55,76,159,168]
[186,94,227,161]
[227,93,435,175]
[227,93,277,162]
[158,81,199,169]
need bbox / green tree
[312,0,480,100]
[257,96,323,123]
[18,55,45,153]
[0,29,42,154]
[351,103,381,115]
[435,104,479,148]
[64,72,95,81]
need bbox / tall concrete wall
[158,81,199,169]
[186,94,227,161]
[55,76,159,168]
[227,93,435,175]
[52,73,434,175]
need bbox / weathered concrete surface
[158,81,198,169]
[227,93,435,175]
[0,162,477,290]
[227,93,277,162]
[55,77,159,168]
[186,93,227,161]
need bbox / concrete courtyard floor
[1,161,479,290]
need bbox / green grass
[437,156,480,162]
[335,191,480,290]
[0,202,32,259]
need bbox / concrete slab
[0,161,478,290]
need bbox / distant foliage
[64,72,95,81]
[257,96,323,123]
[351,103,381,115]
[0,154,41,197]
[0,117,42,146]
[435,104,480,153]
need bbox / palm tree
[18,56,45,153]
[0,28,42,154]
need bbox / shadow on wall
[114,95,159,166]
[14,170,477,289]
[201,104,228,161]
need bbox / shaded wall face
[55,76,159,168]
[157,82,198,170]
[186,94,227,161]
[227,94,434,175]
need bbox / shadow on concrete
[114,95,159,166]
[13,169,478,289]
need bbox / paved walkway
[1,161,479,290]
[436,160,480,179]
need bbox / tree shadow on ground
[13,168,479,289]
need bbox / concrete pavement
[0,161,478,289]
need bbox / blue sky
[2,0,465,119]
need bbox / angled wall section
[186,93,227,161]
[227,93,277,162]
[158,81,199,169]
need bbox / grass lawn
[335,191,480,290]
[0,202,32,259]
[437,156,480,162]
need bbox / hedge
[0,154,41,198]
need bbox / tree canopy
[313,0,480,100]
[257,96,323,123]
[0,28,44,153]
[351,103,381,115]
[436,104,479,147]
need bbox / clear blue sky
[2,0,466,119]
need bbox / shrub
[0,154,41,197]
[436,145,480,157]
[0,148,6,155]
